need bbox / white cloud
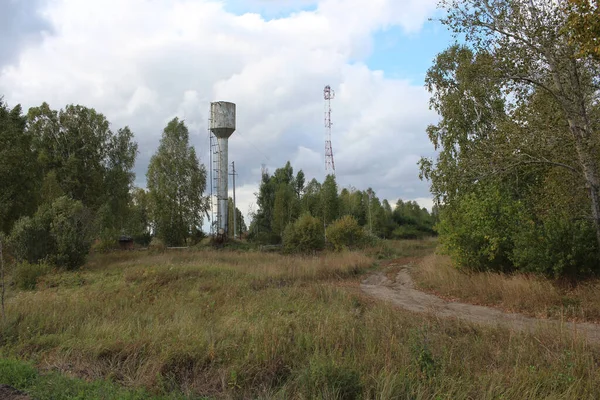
[0,0,440,226]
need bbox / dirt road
[0,385,31,400]
[361,264,600,344]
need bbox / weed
[13,261,51,290]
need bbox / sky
[0,0,455,227]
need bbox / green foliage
[0,358,180,400]
[9,197,93,270]
[0,99,40,234]
[227,198,247,239]
[512,215,599,277]
[298,359,362,400]
[565,0,600,59]
[9,215,53,265]
[326,215,366,251]
[47,197,94,270]
[147,118,208,246]
[27,103,138,224]
[90,238,118,254]
[250,161,437,244]
[437,185,520,272]
[392,225,429,240]
[14,261,51,290]
[251,162,303,242]
[321,174,340,225]
[283,213,325,253]
[127,188,151,246]
[421,1,600,276]
[148,237,166,253]
[272,184,298,237]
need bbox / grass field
[413,254,600,323]
[1,240,599,399]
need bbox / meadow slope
[0,241,599,399]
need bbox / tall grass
[0,247,599,399]
[414,254,600,322]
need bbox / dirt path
[0,385,31,400]
[361,264,600,344]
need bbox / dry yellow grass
[1,245,599,399]
[413,254,600,322]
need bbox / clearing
[1,240,599,399]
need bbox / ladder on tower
[210,134,221,235]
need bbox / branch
[501,75,562,102]
[474,156,581,181]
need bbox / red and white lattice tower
[324,85,336,175]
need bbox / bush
[90,238,117,253]
[437,186,519,272]
[283,213,325,253]
[326,215,366,251]
[9,215,53,265]
[392,225,429,240]
[512,215,599,277]
[148,237,166,253]
[9,196,93,270]
[14,261,51,290]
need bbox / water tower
[210,101,236,236]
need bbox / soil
[361,263,600,344]
[0,385,31,400]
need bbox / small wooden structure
[118,235,134,250]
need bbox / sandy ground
[361,264,600,344]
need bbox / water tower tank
[210,102,236,138]
[210,101,236,236]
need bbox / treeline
[0,99,243,269]
[248,161,437,246]
[422,0,600,277]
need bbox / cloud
[0,0,441,228]
[0,0,53,68]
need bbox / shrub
[283,213,325,253]
[326,215,366,251]
[392,225,428,240]
[90,238,117,253]
[14,261,51,290]
[148,237,166,253]
[512,215,599,277]
[436,186,519,273]
[9,196,93,270]
[9,215,53,265]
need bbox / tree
[103,127,138,232]
[283,213,325,253]
[147,118,208,246]
[421,0,600,274]
[295,170,306,198]
[251,161,302,243]
[326,215,366,251]
[128,188,151,245]
[9,196,94,270]
[301,178,322,217]
[565,0,600,59]
[272,184,298,237]
[26,103,138,234]
[320,174,340,226]
[227,198,247,239]
[433,0,600,250]
[0,99,40,234]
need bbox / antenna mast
[324,85,336,175]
